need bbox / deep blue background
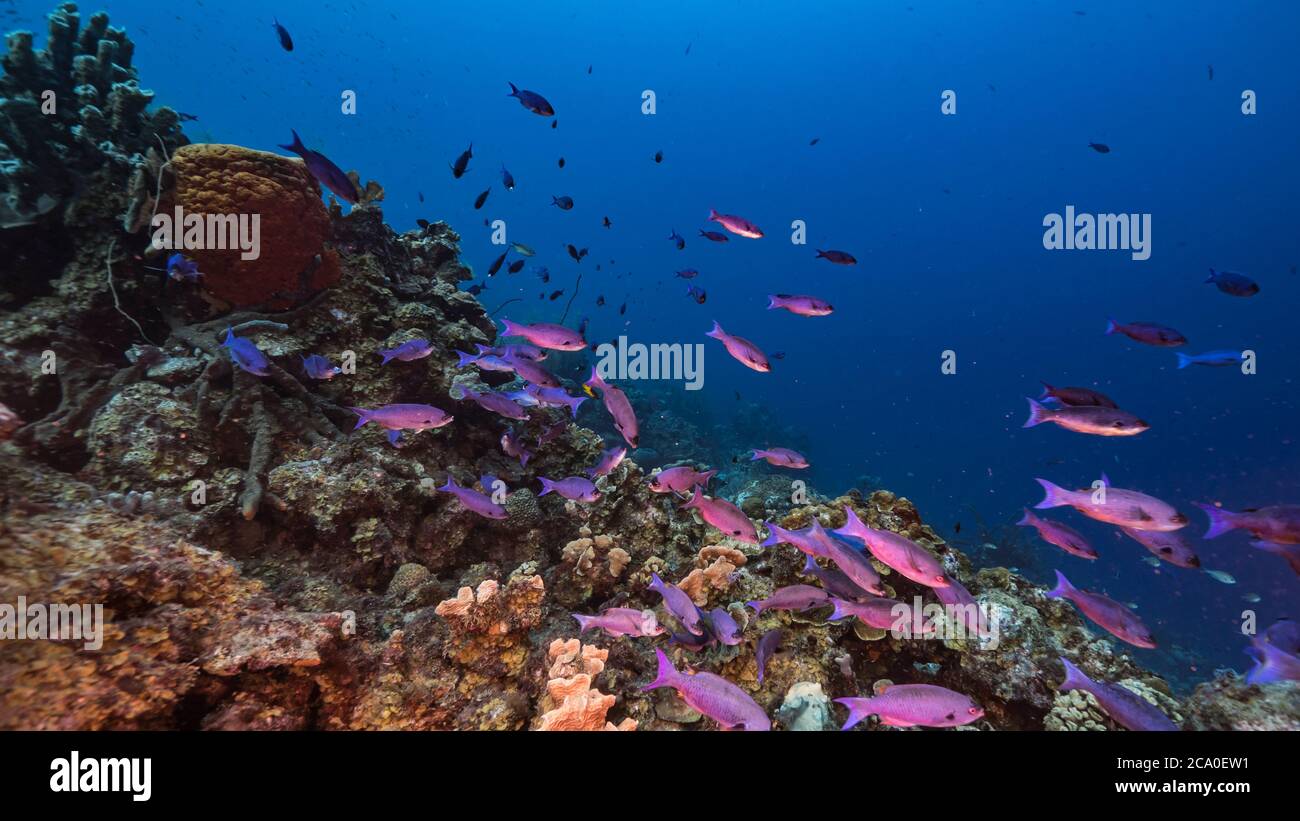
[6,0,1298,686]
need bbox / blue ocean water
[7,0,1297,686]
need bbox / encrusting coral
[534,638,636,731]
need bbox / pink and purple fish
[706,320,770,373]
[706,208,763,239]
[573,608,664,638]
[1018,508,1098,560]
[756,628,783,684]
[438,476,506,520]
[350,403,453,447]
[643,648,770,731]
[767,294,833,317]
[585,368,639,448]
[1039,382,1119,409]
[586,445,627,478]
[1047,569,1156,648]
[746,585,830,615]
[222,328,271,377]
[300,354,341,381]
[500,429,533,467]
[279,129,359,204]
[834,507,950,588]
[751,447,808,468]
[836,684,983,729]
[815,249,857,265]
[1105,318,1187,347]
[682,486,758,543]
[1036,477,1187,532]
[1244,620,1300,685]
[828,596,932,635]
[1196,503,1300,545]
[452,385,529,421]
[499,318,586,351]
[648,465,716,493]
[379,338,433,364]
[1023,397,1148,436]
[648,572,704,635]
[538,475,601,503]
[1120,526,1200,569]
[1058,657,1177,730]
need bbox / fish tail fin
[1023,397,1051,428]
[584,366,608,392]
[680,486,703,511]
[436,478,457,494]
[705,320,724,340]
[1243,647,1275,685]
[537,477,555,496]
[500,317,519,337]
[1205,268,1217,283]
[1105,317,1119,336]
[815,249,826,259]
[749,450,763,461]
[568,396,586,418]
[833,697,874,731]
[1039,382,1055,400]
[572,614,595,634]
[802,553,818,574]
[348,408,371,430]
[1046,569,1075,600]
[1057,656,1090,692]
[641,648,679,692]
[454,350,478,368]
[380,351,396,365]
[1195,502,1236,539]
[700,469,717,485]
[1016,508,1035,527]
[1033,478,1069,510]
[760,523,782,548]
[827,599,850,622]
[1175,353,1192,369]
[279,129,306,154]
[507,82,519,97]
[766,295,779,310]
[707,208,719,221]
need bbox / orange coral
[535,638,636,731]
[678,558,737,606]
[157,143,341,309]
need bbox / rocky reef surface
[1,4,1294,731]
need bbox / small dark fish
[467,282,487,296]
[686,285,707,304]
[1208,64,1214,81]
[177,112,200,122]
[552,195,574,210]
[1088,142,1111,154]
[507,259,525,274]
[567,244,582,262]
[815,249,857,265]
[537,269,551,283]
[507,82,555,116]
[676,269,698,279]
[474,187,490,209]
[416,219,430,229]
[770,351,786,360]
[587,64,592,74]
[451,143,473,178]
[685,42,692,55]
[699,229,728,242]
[558,157,566,169]
[279,130,359,204]
[619,302,627,315]
[1205,268,1259,297]
[1106,318,1187,347]
[603,216,612,228]
[488,251,508,277]
[549,290,564,301]
[954,522,962,534]
[669,230,686,250]
[1040,383,1119,409]
[653,150,663,163]
[501,165,515,190]
[578,317,589,335]
[418,192,425,203]
[551,119,557,129]
[596,295,605,307]
[809,137,820,146]
[273,19,293,52]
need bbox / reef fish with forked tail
[1023,397,1149,436]
[1244,621,1300,684]
[1039,383,1119,408]
[643,648,770,731]
[648,465,716,493]
[1046,570,1157,648]
[300,354,341,381]
[706,320,771,372]
[573,608,664,638]
[379,338,433,364]
[586,445,627,478]
[1017,508,1098,559]
[834,507,950,588]
[499,318,586,351]
[507,82,555,116]
[350,404,453,447]
[279,129,359,204]
[1196,503,1300,545]
[1105,318,1187,347]
[222,328,271,376]
[746,585,830,615]
[751,447,809,468]
[437,476,507,520]
[538,476,601,503]
[682,486,758,543]
[1035,477,1187,532]
[584,368,639,448]
[648,573,705,635]
[767,294,833,316]
[835,684,983,729]
[706,208,763,238]
[1057,657,1177,730]
[1120,527,1200,569]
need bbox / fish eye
[968,707,981,715]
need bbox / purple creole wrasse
[648,465,716,494]
[1057,657,1177,730]
[451,385,530,421]
[1036,477,1188,532]
[522,383,585,417]
[767,294,833,317]
[648,572,704,635]
[668,229,686,249]
[538,475,601,503]
[279,130,359,204]
[1120,526,1201,569]
[499,318,586,351]
[1205,268,1259,297]
[1023,397,1149,436]
[698,229,729,242]
[500,429,533,467]
[351,403,453,446]
[682,486,758,543]
[438,476,507,520]
[222,328,271,377]
[828,596,933,635]
[706,320,771,373]
[482,342,547,362]
[379,338,433,364]
[1176,349,1244,368]
[1047,569,1156,648]
[1105,318,1187,347]
[704,608,744,646]
[573,608,664,638]
[1249,540,1300,576]
[1196,503,1300,544]
[815,528,888,597]
[1034,384,1118,410]
[503,353,562,388]
[802,555,875,602]
[706,208,763,238]
[1039,382,1119,408]
[643,648,770,731]
[837,684,983,729]
[1244,620,1300,684]
[762,520,829,558]
[676,268,698,279]
[756,629,783,683]
[751,447,809,468]
[685,285,707,304]
[507,82,554,116]
[300,354,341,381]
[166,253,202,283]
[272,18,294,51]
[1017,508,1098,560]
[456,350,514,373]
[746,585,829,615]
[584,368,639,448]
[834,506,950,588]
[934,577,991,639]
[815,249,857,265]
[586,445,627,478]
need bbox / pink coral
[535,638,636,731]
